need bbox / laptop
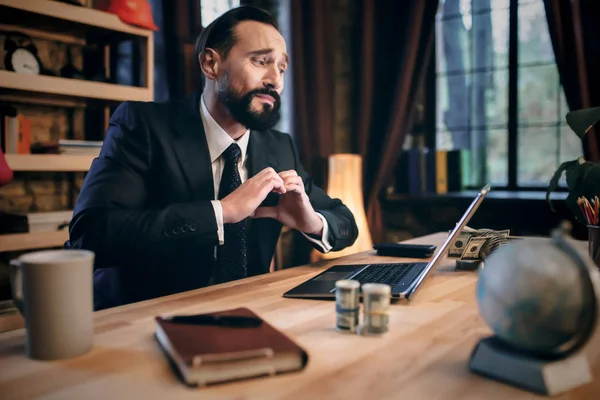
[283,183,491,301]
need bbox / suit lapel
[248,130,279,177]
[170,93,215,200]
[169,94,281,200]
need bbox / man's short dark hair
[194,5,278,65]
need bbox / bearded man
[67,6,358,310]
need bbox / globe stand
[470,221,599,396]
[469,336,592,396]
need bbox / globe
[476,235,598,357]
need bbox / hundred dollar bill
[448,232,472,258]
[460,236,489,260]
[448,229,511,259]
[476,229,510,237]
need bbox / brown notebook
[154,307,309,387]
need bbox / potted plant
[547,106,600,219]
[547,106,600,267]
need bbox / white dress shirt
[199,95,333,253]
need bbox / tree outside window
[201,0,240,27]
[435,0,581,189]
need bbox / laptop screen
[406,183,491,298]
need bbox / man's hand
[252,170,324,236]
[221,167,286,224]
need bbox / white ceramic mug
[9,249,95,360]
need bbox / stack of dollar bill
[335,280,360,333]
[359,283,391,336]
[448,227,513,261]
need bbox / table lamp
[314,154,373,260]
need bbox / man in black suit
[67,6,358,310]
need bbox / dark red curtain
[544,0,600,161]
[290,0,438,242]
[353,0,439,242]
[290,0,335,187]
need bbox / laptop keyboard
[352,263,428,287]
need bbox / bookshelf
[0,0,154,37]
[0,230,68,253]
[0,0,154,252]
[5,154,95,171]
[0,70,152,104]
[0,0,154,105]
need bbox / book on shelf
[394,147,466,195]
[0,210,73,235]
[0,299,18,316]
[0,212,28,235]
[1,105,31,155]
[27,210,73,233]
[58,139,103,156]
[154,307,309,387]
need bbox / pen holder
[588,225,600,269]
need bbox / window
[435,0,581,189]
[201,0,240,27]
[277,0,293,136]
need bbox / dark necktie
[215,143,247,283]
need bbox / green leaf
[565,106,600,139]
[547,106,600,221]
[547,158,578,212]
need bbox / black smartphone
[373,243,437,258]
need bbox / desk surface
[0,232,599,399]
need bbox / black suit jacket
[67,92,358,310]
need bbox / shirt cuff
[211,200,224,245]
[301,212,333,253]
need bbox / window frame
[431,0,574,192]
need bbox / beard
[217,78,281,131]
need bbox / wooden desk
[0,232,598,399]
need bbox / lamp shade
[316,154,372,260]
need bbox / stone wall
[0,34,85,215]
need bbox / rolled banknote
[335,279,360,333]
[360,283,391,336]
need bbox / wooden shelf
[0,70,152,104]
[0,230,68,252]
[0,0,152,41]
[5,154,95,172]
[0,311,25,333]
[0,0,155,104]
